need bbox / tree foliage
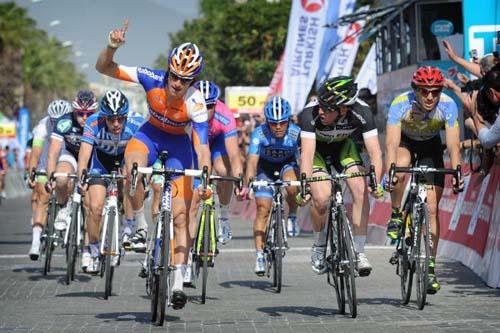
[156,0,291,90]
[155,0,376,92]
[0,2,85,119]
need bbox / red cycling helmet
[72,90,98,113]
[411,66,445,88]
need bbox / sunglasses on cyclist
[268,120,288,127]
[75,109,95,118]
[169,71,193,85]
[418,87,442,97]
[105,115,127,123]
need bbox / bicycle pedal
[389,253,398,265]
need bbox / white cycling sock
[354,235,366,253]
[172,264,185,291]
[313,229,327,247]
[32,225,42,242]
[219,204,229,220]
[134,206,148,232]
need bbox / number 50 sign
[225,86,270,115]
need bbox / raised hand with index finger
[108,19,128,49]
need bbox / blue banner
[16,107,30,150]
[315,0,356,90]
[462,0,500,58]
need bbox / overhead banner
[328,5,369,78]
[316,0,356,88]
[225,86,269,115]
[463,0,500,58]
[355,42,377,94]
[282,0,329,114]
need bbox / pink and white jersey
[208,100,237,142]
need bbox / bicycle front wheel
[104,208,115,300]
[44,197,57,276]
[399,211,414,305]
[415,205,430,310]
[326,212,342,314]
[150,214,161,323]
[201,206,210,304]
[66,202,79,285]
[339,208,357,318]
[273,209,283,293]
[156,210,172,326]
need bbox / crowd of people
[10,22,499,317]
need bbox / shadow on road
[95,311,179,323]
[438,261,500,297]
[258,306,338,317]
[219,280,284,293]
[0,240,31,245]
[13,266,91,283]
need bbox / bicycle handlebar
[388,163,462,193]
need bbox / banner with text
[282,0,328,114]
[268,53,285,97]
[355,43,377,94]
[328,5,369,78]
[225,86,269,115]
[316,0,356,88]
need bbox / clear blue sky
[11,0,200,82]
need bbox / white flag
[355,43,377,94]
[282,0,328,114]
[328,5,369,78]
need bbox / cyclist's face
[268,120,288,138]
[415,87,442,112]
[74,110,94,127]
[167,71,193,99]
[105,115,127,135]
[318,106,340,125]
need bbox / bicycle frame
[99,172,122,259]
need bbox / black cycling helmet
[317,76,358,110]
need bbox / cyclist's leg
[253,165,273,275]
[53,156,76,230]
[86,183,106,273]
[387,142,412,239]
[309,153,332,274]
[282,163,300,237]
[29,177,50,260]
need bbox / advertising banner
[225,86,269,115]
[355,43,377,94]
[462,0,500,58]
[268,53,285,96]
[328,5,369,78]
[0,122,17,139]
[282,0,329,114]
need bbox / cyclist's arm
[224,135,243,177]
[363,135,383,183]
[445,126,462,169]
[300,133,316,177]
[28,145,43,172]
[477,116,500,149]
[46,137,63,177]
[244,154,259,184]
[77,142,93,179]
[95,45,120,78]
[385,124,401,173]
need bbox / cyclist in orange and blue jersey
[95,22,211,310]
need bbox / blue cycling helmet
[100,90,129,117]
[264,96,292,123]
[194,80,220,105]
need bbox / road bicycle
[388,162,461,310]
[192,166,242,303]
[84,170,125,299]
[299,165,377,318]
[131,150,202,326]
[249,175,301,293]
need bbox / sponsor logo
[137,67,163,81]
[56,119,73,133]
[344,22,362,44]
[214,112,230,126]
[301,0,324,12]
[431,20,454,37]
[468,25,499,56]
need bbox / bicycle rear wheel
[273,209,283,293]
[44,197,57,276]
[339,208,357,318]
[415,205,430,310]
[66,202,79,285]
[399,210,414,305]
[156,210,172,326]
[104,208,115,300]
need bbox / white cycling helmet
[47,99,72,119]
